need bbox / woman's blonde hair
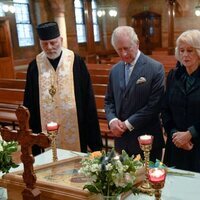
[175,29,200,61]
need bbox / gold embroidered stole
[36,48,81,152]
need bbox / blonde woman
[161,29,200,172]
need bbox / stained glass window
[92,0,100,42]
[74,0,86,43]
[0,3,6,17]
[13,0,34,47]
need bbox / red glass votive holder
[46,121,59,131]
[148,168,166,187]
[138,134,154,145]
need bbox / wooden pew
[0,88,24,128]
[14,63,112,78]
[94,95,106,118]
[100,56,120,64]
[89,68,110,76]
[87,63,112,69]
[87,63,111,76]
[150,55,177,67]
[87,64,114,151]
[90,75,109,84]
[0,107,18,129]
[151,50,168,55]
[95,94,114,151]
[93,84,107,96]
[15,71,27,79]
[149,54,177,77]
[0,88,24,105]
[0,78,26,89]
[14,57,175,79]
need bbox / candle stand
[138,135,154,195]
[148,168,166,200]
[47,129,58,162]
[151,181,165,200]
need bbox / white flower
[125,172,135,184]
[79,149,143,196]
[90,163,99,172]
[106,163,113,171]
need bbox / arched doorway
[132,11,161,55]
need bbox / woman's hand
[180,141,194,151]
[172,130,192,148]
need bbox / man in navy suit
[105,26,165,161]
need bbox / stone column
[83,0,95,53]
[167,0,176,55]
[48,0,68,48]
[83,0,97,63]
[118,0,131,25]
[34,0,47,25]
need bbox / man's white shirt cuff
[125,120,134,131]
[109,118,118,126]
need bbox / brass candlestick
[148,168,166,200]
[151,181,165,200]
[138,135,154,195]
[47,130,58,162]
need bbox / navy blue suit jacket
[105,52,165,157]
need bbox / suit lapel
[118,54,146,115]
[174,67,200,95]
[186,77,200,95]
[175,80,186,95]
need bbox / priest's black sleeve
[73,54,103,152]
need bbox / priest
[23,21,103,156]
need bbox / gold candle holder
[47,129,58,162]
[148,168,166,200]
[46,122,59,162]
[138,135,154,195]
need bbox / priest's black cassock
[23,53,103,155]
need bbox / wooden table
[1,149,200,200]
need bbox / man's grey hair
[111,26,139,49]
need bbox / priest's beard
[45,48,62,60]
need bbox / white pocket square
[136,77,146,84]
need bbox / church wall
[3,0,200,66]
[64,1,79,54]
[126,0,200,49]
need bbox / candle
[46,122,58,131]
[148,168,166,183]
[138,134,153,145]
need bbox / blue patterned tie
[125,63,131,86]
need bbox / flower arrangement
[79,149,144,198]
[0,140,19,173]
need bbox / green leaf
[83,184,100,193]
[0,141,19,173]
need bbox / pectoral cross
[49,85,56,102]
[1,106,51,200]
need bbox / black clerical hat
[36,21,60,40]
